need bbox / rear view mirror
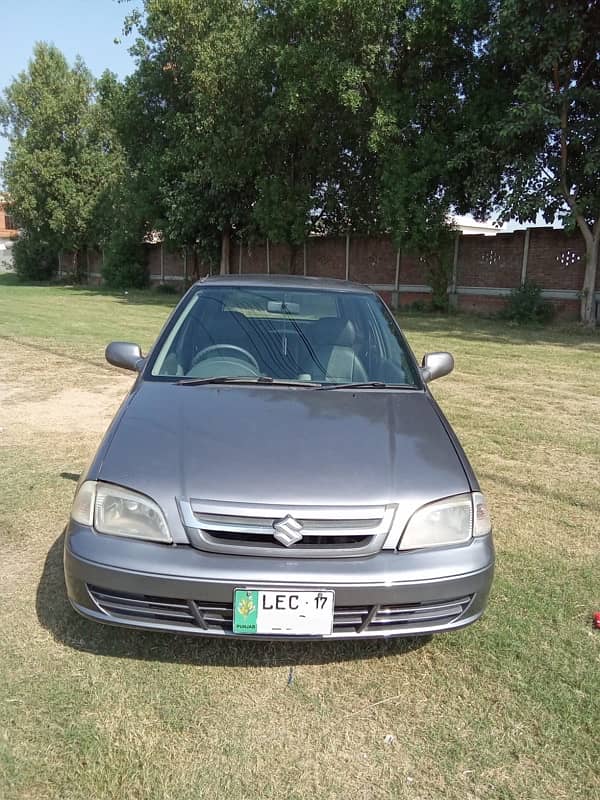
[267,300,300,314]
[421,351,454,383]
[105,341,145,372]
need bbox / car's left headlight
[71,481,172,543]
[396,492,491,550]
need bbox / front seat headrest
[311,317,357,347]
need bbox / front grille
[88,585,473,637]
[332,597,474,633]
[177,498,395,558]
[88,586,232,633]
[205,532,371,548]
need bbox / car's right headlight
[71,481,172,543]
[397,492,491,550]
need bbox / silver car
[64,275,494,640]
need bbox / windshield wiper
[176,376,320,387]
[176,376,416,390]
[317,381,417,391]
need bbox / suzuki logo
[272,515,304,547]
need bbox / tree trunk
[553,78,598,326]
[288,243,298,275]
[72,249,81,283]
[220,226,231,275]
[580,233,599,325]
[192,247,199,281]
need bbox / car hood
[98,382,469,518]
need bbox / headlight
[71,481,172,543]
[397,492,491,550]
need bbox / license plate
[233,589,334,636]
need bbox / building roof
[451,215,504,236]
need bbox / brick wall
[458,231,525,289]
[526,228,586,290]
[70,227,598,320]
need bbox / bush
[12,235,58,281]
[102,232,148,290]
[406,299,430,313]
[501,280,555,324]
[427,256,451,312]
[152,282,179,295]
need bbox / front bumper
[64,523,494,640]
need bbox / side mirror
[421,351,454,383]
[105,341,145,372]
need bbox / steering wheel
[191,344,260,372]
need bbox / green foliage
[16,2,598,305]
[367,1,489,255]
[0,44,125,281]
[403,299,430,314]
[456,0,600,322]
[118,0,481,273]
[12,233,58,282]
[248,0,388,244]
[101,233,148,290]
[116,0,264,260]
[501,280,555,325]
[489,1,599,231]
[427,255,452,313]
[1,5,496,289]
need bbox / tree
[92,71,152,287]
[120,0,268,275]
[249,0,389,267]
[250,1,489,289]
[459,0,600,324]
[119,0,492,286]
[0,43,124,280]
[362,0,491,307]
[124,1,397,274]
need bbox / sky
[0,0,141,161]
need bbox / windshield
[149,285,420,387]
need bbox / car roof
[195,274,374,294]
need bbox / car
[64,274,494,640]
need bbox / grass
[0,274,599,799]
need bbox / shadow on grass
[60,472,80,482]
[37,532,430,668]
[0,333,109,367]
[398,312,600,349]
[63,285,182,309]
[0,272,180,309]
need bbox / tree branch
[552,62,593,247]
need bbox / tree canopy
[1,2,599,321]
[0,43,124,279]
[449,0,600,323]
[120,0,483,273]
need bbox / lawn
[0,274,599,800]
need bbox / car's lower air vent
[88,586,472,636]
